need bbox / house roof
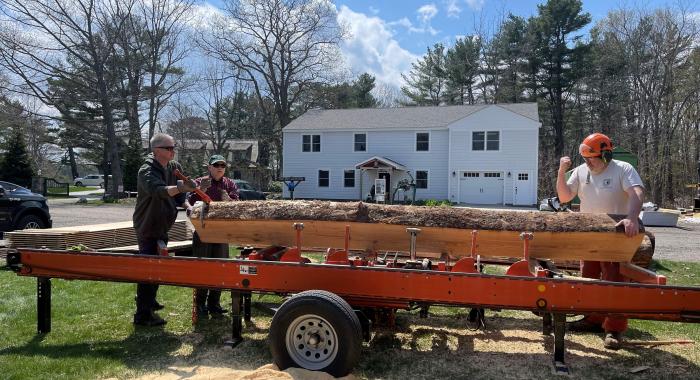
[355,156,407,171]
[284,103,539,131]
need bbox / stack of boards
[191,200,645,263]
[6,220,189,250]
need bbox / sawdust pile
[191,200,635,233]
[135,364,358,380]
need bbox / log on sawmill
[189,200,645,262]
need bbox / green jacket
[132,153,185,240]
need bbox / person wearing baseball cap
[186,154,240,319]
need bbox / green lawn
[69,186,94,193]
[1,259,699,379]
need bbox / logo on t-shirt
[602,178,612,188]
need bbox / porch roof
[355,156,407,171]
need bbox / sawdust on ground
[122,310,699,380]
[134,363,358,380]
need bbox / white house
[282,103,540,205]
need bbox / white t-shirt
[566,160,644,215]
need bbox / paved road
[646,219,700,262]
[3,200,699,262]
[46,199,189,227]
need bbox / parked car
[0,180,52,235]
[74,174,110,188]
[233,180,267,200]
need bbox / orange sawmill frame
[6,233,700,376]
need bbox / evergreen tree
[491,15,529,103]
[531,0,591,158]
[444,37,480,105]
[352,73,378,108]
[0,129,35,187]
[401,43,447,106]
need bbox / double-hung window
[416,171,428,189]
[416,133,429,151]
[472,131,499,151]
[354,133,366,152]
[344,170,355,187]
[302,134,321,152]
[318,170,329,187]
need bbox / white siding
[282,105,539,204]
[448,106,539,205]
[283,129,449,200]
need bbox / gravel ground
[2,200,699,262]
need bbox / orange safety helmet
[579,133,614,162]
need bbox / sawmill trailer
[6,222,700,377]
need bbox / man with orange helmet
[556,132,645,350]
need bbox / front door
[513,171,535,205]
[378,172,391,203]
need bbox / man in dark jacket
[132,133,198,326]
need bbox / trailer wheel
[269,290,362,377]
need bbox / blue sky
[203,0,698,89]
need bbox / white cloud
[188,2,226,29]
[445,0,461,18]
[465,0,485,10]
[390,17,414,30]
[417,4,439,23]
[337,6,419,90]
[369,6,380,15]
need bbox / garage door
[458,171,504,204]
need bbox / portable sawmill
[6,200,700,377]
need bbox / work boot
[134,296,164,311]
[604,332,623,350]
[567,318,604,333]
[196,305,209,320]
[133,312,166,327]
[208,304,228,315]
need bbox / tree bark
[192,200,640,233]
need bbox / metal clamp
[406,228,421,261]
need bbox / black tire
[75,181,83,187]
[99,182,104,188]
[16,214,45,230]
[269,290,362,377]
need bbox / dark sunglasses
[211,163,227,168]
[156,146,176,152]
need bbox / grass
[1,259,699,379]
[69,186,94,193]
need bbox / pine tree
[444,37,480,105]
[0,129,35,187]
[401,43,447,106]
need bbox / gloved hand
[199,177,212,192]
[176,178,196,193]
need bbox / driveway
[46,199,189,227]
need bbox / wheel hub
[286,314,339,370]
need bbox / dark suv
[233,180,267,200]
[0,180,52,235]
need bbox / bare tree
[198,0,347,172]
[601,7,699,205]
[0,0,125,197]
[136,0,195,146]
